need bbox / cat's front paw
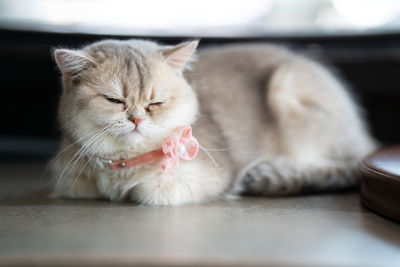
[129,175,214,206]
[129,181,192,206]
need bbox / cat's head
[54,39,199,155]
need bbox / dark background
[1,29,399,160]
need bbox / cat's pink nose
[129,117,143,126]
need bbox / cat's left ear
[161,40,199,71]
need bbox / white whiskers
[41,126,114,182]
[199,147,221,172]
[54,123,115,188]
[68,128,120,193]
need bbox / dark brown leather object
[360,145,400,223]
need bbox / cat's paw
[129,180,187,206]
[129,175,215,206]
[233,160,292,195]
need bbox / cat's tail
[232,157,361,195]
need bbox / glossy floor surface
[1,162,400,266]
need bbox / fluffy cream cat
[51,39,376,205]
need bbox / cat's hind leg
[266,56,375,161]
[234,56,376,195]
[233,156,359,195]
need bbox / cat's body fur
[51,40,376,205]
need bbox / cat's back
[191,43,297,75]
[187,43,305,103]
[189,43,374,169]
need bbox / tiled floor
[1,162,400,266]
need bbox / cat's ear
[161,40,199,70]
[53,49,97,78]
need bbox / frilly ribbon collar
[106,126,199,172]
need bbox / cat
[50,39,376,205]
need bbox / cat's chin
[117,128,169,152]
[124,130,163,149]
[115,126,143,138]
[122,131,144,143]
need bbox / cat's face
[54,40,199,155]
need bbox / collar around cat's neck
[85,126,199,172]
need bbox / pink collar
[87,126,199,172]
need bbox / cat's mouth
[131,125,140,132]
[115,125,141,136]
[131,128,142,135]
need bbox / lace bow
[161,126,199,172]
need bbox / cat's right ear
[53,49,97,78]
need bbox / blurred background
[3,0,400,36]
[1,0,400,160]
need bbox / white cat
[51,39,376,205]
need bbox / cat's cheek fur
[153,101,198,132]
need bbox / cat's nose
[129,117,143,126]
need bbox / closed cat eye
[145,102,163,112]
[104,95,124,104]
